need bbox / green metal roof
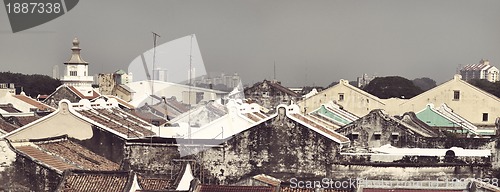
[416,105,459,127]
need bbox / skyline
[1,0,500,87]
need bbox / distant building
[98,70,133,101]
[460,59,499,82]
[195,73,241,89]
[357,73,376,88]
[244,79,301,110]
[52,65,59,79]
[60,38,94,87]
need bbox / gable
[416,106,456,127]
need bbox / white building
[61,38,94,87]
[460,59,499,82]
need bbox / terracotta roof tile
[36,140,119,171]
[68,86,100,100]
[14,137,119,173]
[0,104,21,113]
[12,94,54,111]
[16,145,77,172]
[56,170,134,192]
[252,174,281,186]
[245,113,261,122]
[198,185,275,192]
[138,175,175,191]
[0,117,19,133]
[15,116,41,126]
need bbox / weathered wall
[72,125,126,164]
[44,86,81,108]
[244,81,297,110]
[337,110,493,150]
[192,112,340,184]
[10,152,62,191]
[122,143,181,174]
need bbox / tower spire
[65,37,88,65]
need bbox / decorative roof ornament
[65,37,88,65]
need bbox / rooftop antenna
[274,60,276,81]
[152,32,161,142]
[188,34,194,141]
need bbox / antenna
[274,60,276,80]
[151,32,161,142]
[188,34,193,141]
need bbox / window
[351,132,359,140]
[483,113,488,122]
[70,71,77,76]
[453,90,460,100]
[391,132,399,141]
[373,132,381,140]
[339,93,344,101]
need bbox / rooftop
[56,170,136,192]
[12,135,120,173]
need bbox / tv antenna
[151,32,161,141]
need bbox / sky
[1,0,500,87]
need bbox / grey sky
[1,0,500,87]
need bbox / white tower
[61,38,93,87]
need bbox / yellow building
[299,75,500,127]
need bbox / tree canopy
[412,77,437,91]
[0,72,61,98]
[468,79,500,98]
[363,76,423,99]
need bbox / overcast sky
[1,0,500,87]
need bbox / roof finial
[72,37,79,47]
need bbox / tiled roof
[0,104,21,113]
[12,94,54,111]
[68,86,100,100]
[76,108,156,138]
[198,185,275,192]
[101,95,135,109]
[245,113,262,122]
[137,175,175,191]
[253,174,281,186]
[11,115,41,126]
[36,139,119,171]
[290,113,350,143]
[130,110,169,126]
[265,80,301,98]
[16,145,77,172]
[0,117,19,133]
[56,170,135,192]
[280,187,347,192]
[13,136,119,173]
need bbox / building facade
[460,59,499,82]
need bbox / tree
[468,79,500,98]
[363,76,423,99]
[0,72,61,98]
[412,77,437,91]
